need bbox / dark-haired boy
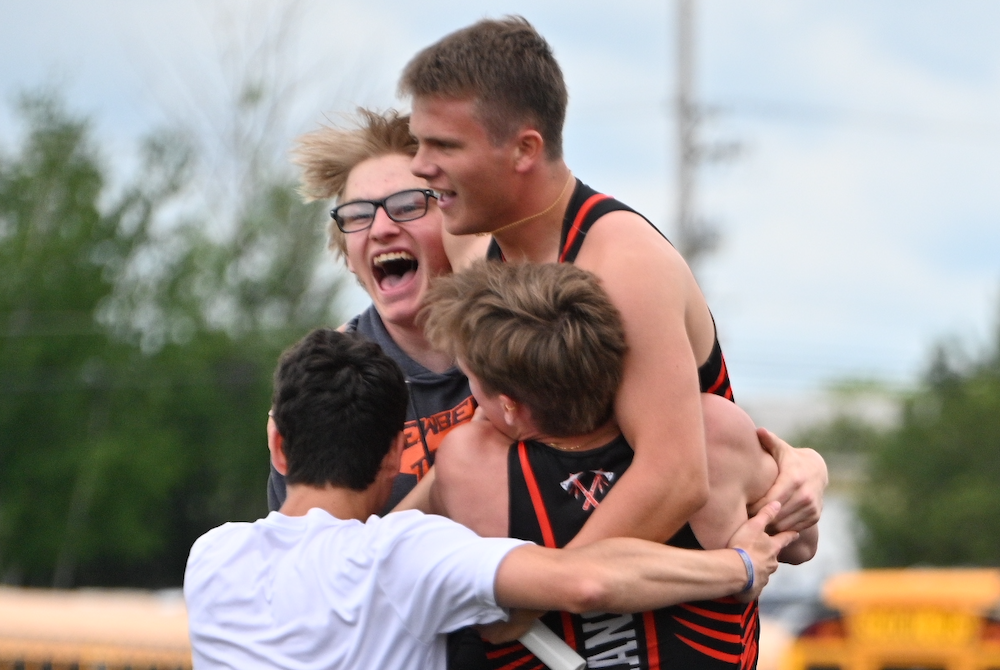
[421,261,818,669]
[183,328,796,670]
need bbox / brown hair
[422,261,626,437]
[399,16,567,160]
[291,108,417,258]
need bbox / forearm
[392,467,435,513]
[579,539,748,612]
[496,539,744,614]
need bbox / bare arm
[430,420,511,538]
[392,467,435,513]
[694,395,819,564]
[569,212,710,546]
[496,501,796,614]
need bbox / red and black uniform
[486,178,733,402]
[481,436,758,670]
[479,180,755,670]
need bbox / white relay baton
[518,619,586,670]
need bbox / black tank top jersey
[478,437,759,670]
[486,179,734,401]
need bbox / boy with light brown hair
[420,261,817,669]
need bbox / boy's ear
[512,128,544,173]
[380,432,406,476]
[498,393,521,427]
[268,415,288,475]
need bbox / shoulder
[187,521,251,566]
[184,521,259,598]
[581,210,688,274]
[435,421,509,474]
[576,209,701,316]
[372,510,522,569]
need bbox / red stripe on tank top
[486,646,519,660]
[705,352,730,396]
[678,603,743,624]
[495,653,543,670]
[672,616,742,644]
[517,442,557,549]
[676,635,742,664]
[559,193,610,263]
[642,611,661,670]
[517,442,579,650]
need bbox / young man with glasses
[266,110,489,513]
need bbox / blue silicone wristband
[734,548,754,594]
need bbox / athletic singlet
[486,179,734,401]
[479,437,759,670]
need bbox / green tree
[0,93,190,586]
[798,320,1000,567]
[857,336,1000,567]
[0,92,339,588]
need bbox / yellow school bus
[782,569,1000,670]
[0,587,191,670]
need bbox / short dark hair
[270,329,408,490]
[422,261,627,437]
[399,16,567,160]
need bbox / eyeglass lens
[335,190,431,232]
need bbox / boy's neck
[279,483,383,522]
[491,164,573,264]
[529,418,621,454]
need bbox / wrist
[733,548,754,595]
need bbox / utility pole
[674,0,738,275]
[675,0,700,264]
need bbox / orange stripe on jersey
[517,443,579,651]
[559,193,610,263]
[705,352,729,396]
[486,643,524,660]
[740,602,757,627]
[741,608,759,670]
[676,634,742,664]
[518,442,558,549]
[399,395,476,477]
[642,611,661,670]
[672,615,742,644]
[678,602,743,624]
[559,611,579,651]
[495,653,542,670]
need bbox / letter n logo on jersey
[560,470,615,511]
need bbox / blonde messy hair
[292,108,417,258]
[421,261,627,437]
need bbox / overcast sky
[3,0,999,402]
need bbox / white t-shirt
[184,508,528,669]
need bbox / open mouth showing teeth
[373,251,418,288]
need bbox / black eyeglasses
[330,189,438,233]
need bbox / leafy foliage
[797,325,1000,567]
[0,93,339,587]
